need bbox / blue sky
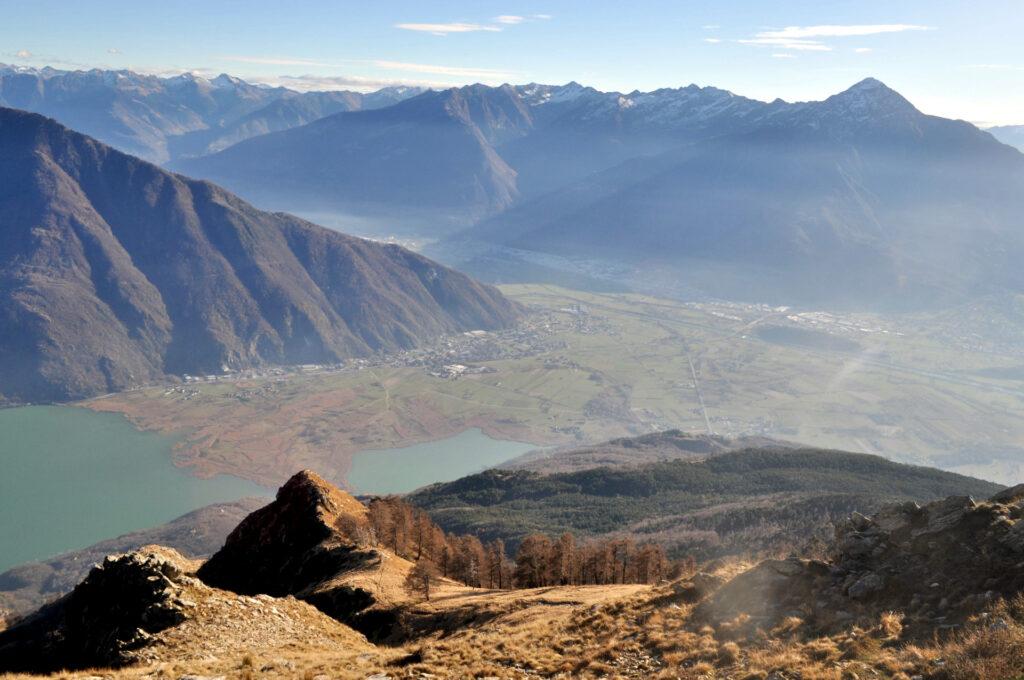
[1,0,1021,125]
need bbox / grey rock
[848,573,884,600]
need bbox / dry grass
[11,565,1024,679]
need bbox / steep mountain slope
[460,79,1024,307]
[0,65,420,163]
[0,107,520,403]
[410,444,1001,559]
[0,498,266,620]
[175,84,526,226]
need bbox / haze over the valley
[4,3,1024,677]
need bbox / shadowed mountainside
[0,107,520,403]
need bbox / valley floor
[84,286,1024,487]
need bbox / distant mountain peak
[830,77,913,108]
[817,77,919,124]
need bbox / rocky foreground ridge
[5,471,1024,677]
[703,484,1024,636]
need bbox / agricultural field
[85,285,1024,487]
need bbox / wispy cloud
[15,49,32,58]
[702,24,720,30]
[772,53,797,59]
[397,14,550,35]
[703,37,721,44]
[738,37,832,51]
[373,60,514,80]
[758,24,931,39]
[740,23,931,54]
[395,22,502,36]
[854,47,873,54]
[107,48,121,55]
[273,73,443,91]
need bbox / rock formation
[198,470,407,638]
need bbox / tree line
[359,496,689,600]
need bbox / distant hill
[410,443,1002,560]
[0,107,520,403]
[990,124,1024,152]
[501,430,795,474]
[0,64,420,163]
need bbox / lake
[347,428,538,494]
[0,406,269,573]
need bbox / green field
[87,285,1024,485]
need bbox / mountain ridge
[0,64,423,162]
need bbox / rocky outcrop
[198,470,399,637]
[701,487,1024,637]
[0,548,198,671]
[0,543,373,674]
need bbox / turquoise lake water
[346,427,538,494]
[0,406,269,572]
[0,408,538,572]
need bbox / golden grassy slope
[7,558,1024,679]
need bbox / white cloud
[494,15,524,24]
[739,23,931,54]
[373,60,514,80]
[15,49,32,58]
[395,22,502,36]
[772,53,797,59]
[702,24,720,30]
[532,14,552,20]
[854,47,873,54]
[107,48,121,55]
[703,37,721,44]
[271,73,443,91]
[738,37,832,51]
[758,24,931,39]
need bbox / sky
[1,0,1021,126]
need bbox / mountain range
[171,76,1024,307]
[174,80,780,228]
[455,79,1024,306]
[0,106,520,403]
[0,64,420,163]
